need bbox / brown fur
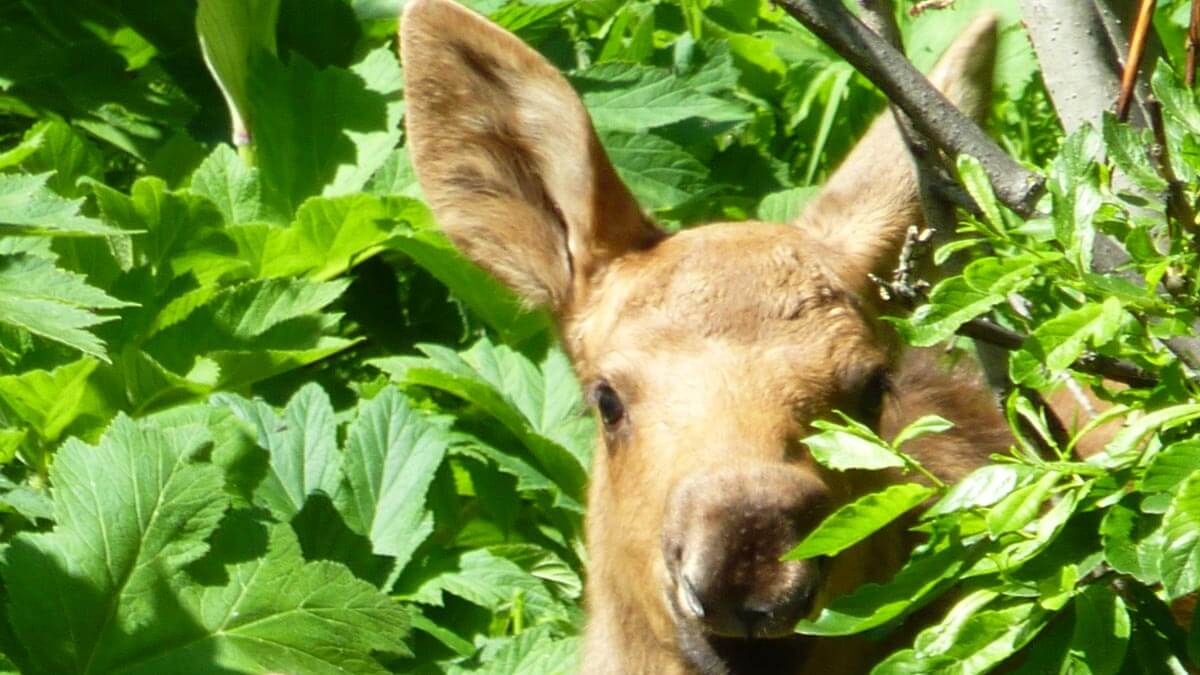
[401,3,1011,673]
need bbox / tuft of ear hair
[400,0,660,313]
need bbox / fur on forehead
[565,222,874,359]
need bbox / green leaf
[1159,470,1200,599]
[214,384,341,519]
[3,416,228,674]
[1091,404,1200,469]
[757,187,818,223]
[260,193,404,279]
[13,120,106,198]
[599,130,710,211]
[0,254,130,361]
[804,424,904,472]
[894,256,1038,346]
[573,61,750,132]
[126,515,411,674]
[986,471,1059,536]
[341,387,451,574]
[874,600,1049,675]
[386,224,550,345]
[892,415,955,449]
[957,154,1006,237]
[371,339,592,504]
[1011,297,1126,387]
[1140,440,1200,493]
[925,464,1033,519]
[796,541,968,636]
[1067,584,1130,675]
[784,483,935,560]
[459,626,578,675]
[0,172,121,236]
[404,548,571,628]
[0,357,101,441]
[188,143,283,225]
[1102,111,1169,193]
[1101,500,1164,585]
[248,46,404,215]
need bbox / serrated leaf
[894,256,1038,346]
[0,357,101,441]
[248,46,404,215]
[0,172,121,236]
[341,387,450,574]
[214,384,341,519]
[757,187,818,223]
[987,471,1059,536]
[957,154,1006,237]
[573,61,750,132]
[189,143,282,225]
[457,626,578,675]
[3,416,228,674]
[874,600,1049,675]
[404,548,571,627]
[127,514,410,674]
[371,339,591,503]
[804,426,904,472]
[260,193,403,279]
[784,483,934,560]
[1160,470,1200,599]
[0,254,130,361]
[599,130,709,211]
[15,120,105,198]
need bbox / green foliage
[0,0,1195,673]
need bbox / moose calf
[402,2,1010,672]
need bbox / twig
[1146,98,1199,240]
[908,0,955,17]
[957,319,1158,388]
[1117,0,1158,121]
[774,0,1045,217]
[1188,0,1200,87]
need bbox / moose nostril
[679,574,706,619]
[737,606,771,636]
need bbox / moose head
[401,2,1006,672]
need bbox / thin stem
[1146,98,1198,240]
[1117,0,1158,121]
[1188,0,1200,87]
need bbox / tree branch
[775,0,1045,216]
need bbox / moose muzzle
[661,463,832,639]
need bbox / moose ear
[400,0,659,313]
[796,13,998,287]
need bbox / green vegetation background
[0,0,1198,672]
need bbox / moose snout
[661,464,831,639]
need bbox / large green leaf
[599,130,710,211]
[784,483,934,560]
[257,193,408,279]
[0,253,130,361]
[894,256,1039,347]
[371,339,592,504]
[196,0,281,146]
[0,172,121,236]
[873,600,1049,674]
[340,387,450,573]
[247,46,404,215]
[573,61,750,132]
[0,357,103,441]
[1066,584,1130,675]
[3,416,228,674]
[803,423,904,472]
[1010,298,1126,386]
[188,144,283,226]
[213,384,341,519]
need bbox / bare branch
[1117,0,1158,122]
[775,0,1045,216]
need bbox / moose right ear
[400,0,659,313]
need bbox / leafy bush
[0,0,1196,673]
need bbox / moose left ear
[400,0,660,314]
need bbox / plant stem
[1188,0,1200,87]
[1146,98,1198,241]
[1118,0,1158,121]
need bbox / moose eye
[856,368,890,428]
[591,381,626,429]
